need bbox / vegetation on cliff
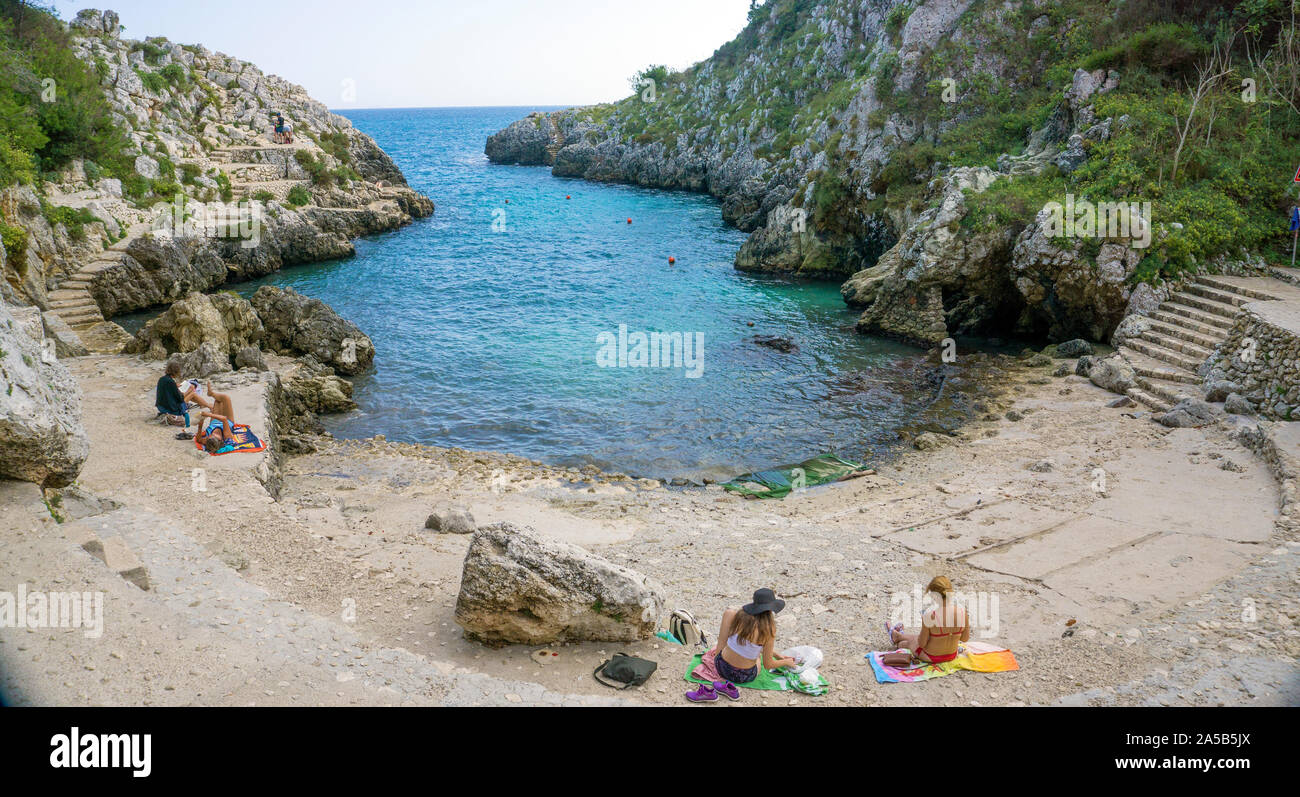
[0,1,132,188]
[499,0,1300,286]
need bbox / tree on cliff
[0,0,132,185]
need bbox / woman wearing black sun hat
[687,588,799,701]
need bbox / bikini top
[726,634,763,659]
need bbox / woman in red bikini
[887,576,969,664]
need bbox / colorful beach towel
[194,423,267,456]
[865,640,1019,684]
[685,650,829,696]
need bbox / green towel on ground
[685,652,829,696]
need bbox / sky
[51,0,755,108]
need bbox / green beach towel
[722,453,870,500]
[685,652,829,696]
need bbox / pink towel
[691,649,723,682]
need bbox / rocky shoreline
[1,9,433,357]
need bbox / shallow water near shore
[233,107,932,481]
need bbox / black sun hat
[742,588,785,616]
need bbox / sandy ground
[2,352,1297,706]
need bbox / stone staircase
[1118,275,1288,412]
[44,222,154,354]
[44,139,321,353]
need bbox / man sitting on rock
[155,361,189,427]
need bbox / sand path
[2,354,1296,706]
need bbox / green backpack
[592,653,658,689]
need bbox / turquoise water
[236,107,927,481]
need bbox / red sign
[1295,164,1300,182]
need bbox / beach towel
[865,640,1019,684]
[194,423,266,456]
[685,650,829,696]
[722,453,871,500]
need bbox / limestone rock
[455,522,667,646]
[285,373,355,414]
[251,286,374,375]
[135,291,263,359]
[1223,393,1255,416]
[41,312,89,358]
[1157,399,1216,428]
[0,300,89,487]
[1055,339,1093,358]
[913,431,951,450]
[425,506,476,534]
[166,341,231,378]
[1203,379,1240,404]
[1087,355,1137,395]
[234,345,267,371]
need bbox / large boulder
[166,341,231,378]
[250,286,374,375]
[135,291,263,360]
[455,522,667,646]
[0,301,89,487]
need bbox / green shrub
[1,222,27,263]
[285,185,311,207]
[135,68,165,94]
[252,189,274,203]
[214,171,233,202]
[41,203,99,241]
[1081,23,1208,72]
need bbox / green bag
[593,653,658,689]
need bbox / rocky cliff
[0,7,433,354]
[488,0,1300,346]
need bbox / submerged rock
[750,334,798,353]
[455,522,666,646]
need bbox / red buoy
[626,218,632,224]
[668,256,676,264]
[566,195,571,200]
[505,199,510,204]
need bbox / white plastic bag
[780,645,823,674]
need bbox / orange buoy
[747,321,755,327]
[668,256,676,264]
[626,218,632,224]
